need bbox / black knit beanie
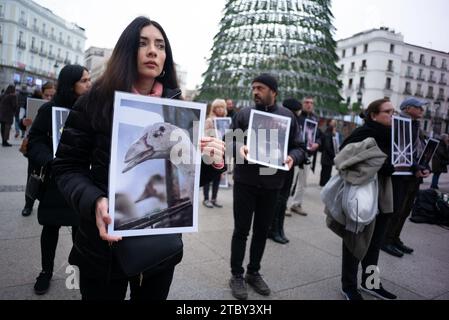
[283,98,302,112]
[252,73,278,93]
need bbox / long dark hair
[53,64,88,108]
[88,16,179,129]
[4,85,16,95]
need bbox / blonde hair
[209,99,227,117]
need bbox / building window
[419,54,425,65]
[390,44,395,54]
[438,88,445,101]
[404,82,411,94]
[387,60,394,72]
[359,77,365,89]
[418,69,424,81]
[361,60,367,71]
[348,78,353,89]
[408,51,414,63]
[340,64,344,72]
[386,77,392,90]
[427,86,434,99]
[416,83,423,97]
[0,4,4,17]
[346,97,351,105]
[342,49,346,58]
[364,44,368,53]
[350,62,355,72]
[352,47,357,56]
[431,57,436,67]
[406,66,413,78]
[442,59,447,70]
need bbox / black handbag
[114,233,183,277]
[25,166,45,201]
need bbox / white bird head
[122,122,191,173]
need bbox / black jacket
[320,127,336,166]
[52,88,224,279]
[230,104,306,190]
[340,119,394,177]
[27,100,78,226]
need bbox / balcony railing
[405,73,414,79]
[417,75,426,81]
[426,93,434,99]
[419,59,426,66]
[442,64,448,71]
[408,56,414,63]
[64,59,72,65]
[48,53,55,60]
[404,89,412,95]
[415,91,424,97]
[30,46,38,54]
[17,40,26,49]
[437,94,446,101]
[39,50,47,57]
[439,79,447,85]
[384,85,392,91]
[428,76,436,83]
[359,66,367,72]
[56,55,64,63]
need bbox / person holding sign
[203,98,228,208]
[27,65,91,295]
[289,96,321,216]
[52,17,225,301]
[227,74,305,300]
[382,98,430,258]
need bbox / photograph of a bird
[122,122,197,202]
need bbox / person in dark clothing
[289,96,322,216]
[339,98,397,300]
[52,17,225,301]
[431,134,449,189]
[20,82,56,217]
[382,98,430,258]
[227,75,306,300]
[27,65,92,295]
[0,85,18,146]
[268,98,302,244]
[319,119,339,187]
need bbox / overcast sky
[34,0,449,90]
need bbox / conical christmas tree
[197,0,342,111]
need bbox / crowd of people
[1,16,447,301]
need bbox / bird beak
[122,135,155,173]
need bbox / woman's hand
[239,145,249,161]
[95,197,122,243]
[200,137,225,166]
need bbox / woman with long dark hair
[27,65,91,295]
[52,17,225,300]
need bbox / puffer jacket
[52,87,224,279]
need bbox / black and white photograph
[108,92,205,237]
[247,109,291,171]
[392,116,413,175]
[26,98,46,123]
[214,117,232,140]
[303,119,318,151]
[51,107,70,158]
[418,138,440,168]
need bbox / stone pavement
[0,134,448,300]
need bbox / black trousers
[320,164,333,187]
[384,176,420,245]
[79,266,175,300]
[231,182,279,275]
[203,174,221,201]
[341,213,390,291]
[271,169,294,234]
[41,225,77,273]
[24,161,35,209]
[1,122,11,143]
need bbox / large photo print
[247,109,291,171]
[108,92,205,237]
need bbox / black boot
[269,210,288,244]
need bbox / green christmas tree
[197,0,342,111]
